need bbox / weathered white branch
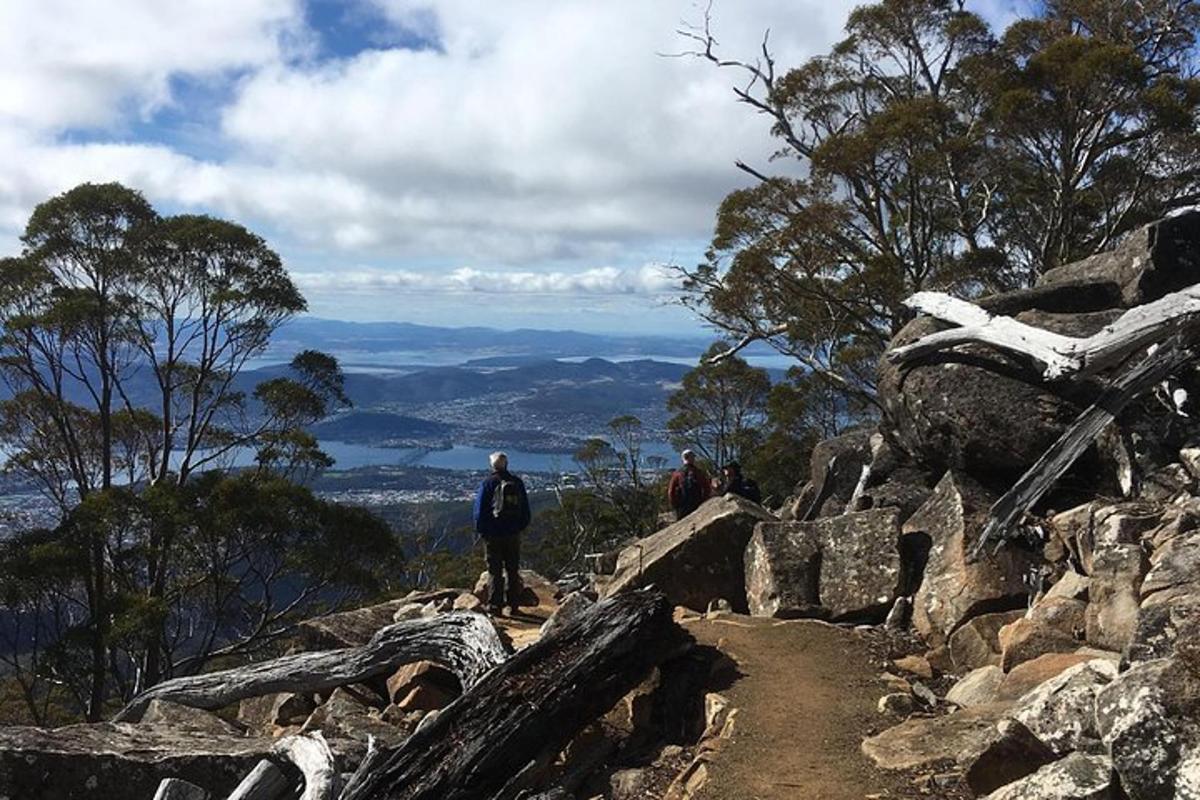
[115,612,508,723]
[153,778,209,800]
[888,287,1200,379]
[275,733,339,800]
[704,323,789,365]
[223,760,290,800]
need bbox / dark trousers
[484,534,522,609]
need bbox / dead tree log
[887,288,1200,379]
[971,340,1196,559]
[115,613,508,723]
[338,589,688,800]
[223,760,290,800]
[153,779,209,800]
[275,734,340,800]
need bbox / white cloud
[293,263,680,295]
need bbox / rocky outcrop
[598,495,776,613]
[949,610,1026,670]
[903,472,1034,647]
[964,719,1058,796]
[0,723,274,800]
[860,702,1014,771]
[1009,659,1116,756]
[979,752,1118,800]
[998,598,1086,671]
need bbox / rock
[472,569,551,609]
[1127,590,1200,665]
[801,428,876,518]
[884,596,911,629]
[878,314,1104,482]
[1142,529,1200,600]
[910,680,938,708]
[0,723,273,800]
[998,598,1086,671]
[385,660,461,706]
[963,718,1058,796]
[295,597,412,648]
[137,700,241,736]
[860,703,1014,771]
[1181,446,1200,480]
[879,672,913,694]
[979,752,1118,800]
[303,686,401,746]
[995,652,1104,701]
[949,610,1027,670]
[892,655,933,680]
[903,473,1033,647]
[1085,542,1146,651]
[878,693,915,715]
[925,645,954,674]
[1010,659,1117,755]
[1035,210,1200,307]
[396,683,455,713]
[743,521,822,618]
[1140,462,1197,502]
[610,768,649,800]
[453,593,483,612]
[817,509,904,621]
[703,692,730,737]
[236,692,316,735]
[1096,656,1200,800]
[946,666,1004,708]
[1044,570,1090,603]
[540,591,595,638]
[1049,501,1160,575]
[705,597,734,616]
[597,494,775,612]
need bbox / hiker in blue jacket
[472,451,532,615]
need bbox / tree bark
[114,612,508,723]
[338,589,688,800]
[887,287,1200,380]
[274,734,339,800]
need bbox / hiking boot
[487,605,504,617]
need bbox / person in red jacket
[667,449,713,520]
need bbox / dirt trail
[683,614,920,800]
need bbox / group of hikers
[471,448,761,615]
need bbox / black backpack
[680,468,701,509]
[492,476,523,521]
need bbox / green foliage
[667,344,771,468]
[683,0,1200,406]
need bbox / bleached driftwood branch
[115,612,508,723]
[887,287,1200,379]
[223,760,290,800]
[971,340,1196,558]
[704,323,789,365]
[275,733,340,800]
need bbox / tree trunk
[114,612,508,723]
[339,589,687,800]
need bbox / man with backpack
[472,451,532,615]
[667,449,712,521]
[719,461,762,504]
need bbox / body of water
[319,440,680,473]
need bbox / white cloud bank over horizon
[0,0,1022,330]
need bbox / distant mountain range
[267,317,713,361]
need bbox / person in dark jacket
[720,461,762,504]
[472,451,532,614]
[667,449,713,520]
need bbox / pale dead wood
[223,760,290,800]
[115,613,508,723]
[972,340,1195,559]
[888,288,1200,379]
[275,733,339,800]
[153,778,209,800]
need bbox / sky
[0,0,1021,335]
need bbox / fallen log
[275,734,339,800]
[115,612,508,723]
[339,589,688,800]
[971,340,1196,559]
[887,287,1200,380]
[153,778,209,800]
[223,760,290,800]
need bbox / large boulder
[903,472,1035,647]
[1085,542,1146,652]
[817,508,905,621]
[949,610,1027,670]
[597,495,775,612]
[1095,656,1200,800]
[946,665,1004,708]
[1142,529,1200,600]
[1127,590,1200,665]
[794,429,876,518]
[1036,210,1200,307]
[964,718,1058,796]
[998,598,1086,671]
[860,703,1015,771]
[744,510,905,621]
[995,652,1113,702]
[979,752,1119,800]
[743,522,822,618]
[1009,659,1117,756]
[0,723,273,800]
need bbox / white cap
[489,451,508,470]
[681,449,695,460]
